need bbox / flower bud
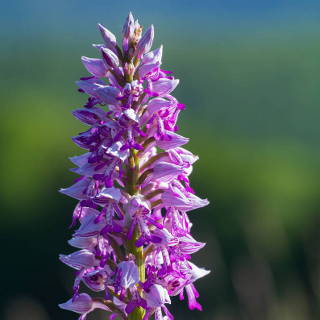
[98,23,117,50]
[135,25,154,58]
[101,47,119,68]
[122,12,135,40]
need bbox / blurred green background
[1,1,320,319]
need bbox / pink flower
[59,293,110,320]
[59,12,210,320]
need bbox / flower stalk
[125,102,146,320]
[59,12,210,320]
[128,228,145,320]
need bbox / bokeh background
[1,1,320,319]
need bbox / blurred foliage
[1,3,320,320]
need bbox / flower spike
[59,12,210,320]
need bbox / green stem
[126,150,146,320]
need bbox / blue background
[1,1,320,319]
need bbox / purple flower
[117,261,139,289]
[59,12,210,320]
[59,293,110,320]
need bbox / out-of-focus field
[1,1,320,319]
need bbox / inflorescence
[59,12,210,320]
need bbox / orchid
[59,12,210,320]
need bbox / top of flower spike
[97,12,155,63]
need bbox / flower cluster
[59,13,209,320]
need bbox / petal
[145,284,171,308]
[156,131,189,150]
[136,25,154,58]
[150,162,184,183]
[142,45,163,65]
[68,236,97,249]
[98,23,117,49]
[95,187,122,202]
[147,97,171,114]
[185,193,209,211]
[122,12,135,38]
[123,108,140,123]
[59,178,90,200]
[106,141,129,161]
[187,261,211,283]
[94,86,120,105]
[69,153,90,167]
[75,208,105,237]
[161,189,189,208]
[91,300,111,312]
[150,78,179,96]
[118,261,139,289]
[152,228,179,246]
[126,195,151,218]
[71,162,101,177]
[175,147,199,165]
[76,78,105,96]
[72,107,106,125]
[139,62,160,79]
[185,284,202,311]
[59,293,92,314]
[179,235,206,254]
[59,249,98,270]
[83,269,106,291]
[81,56,107,78]
[101,47,119,68]
[162,189,209,212]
